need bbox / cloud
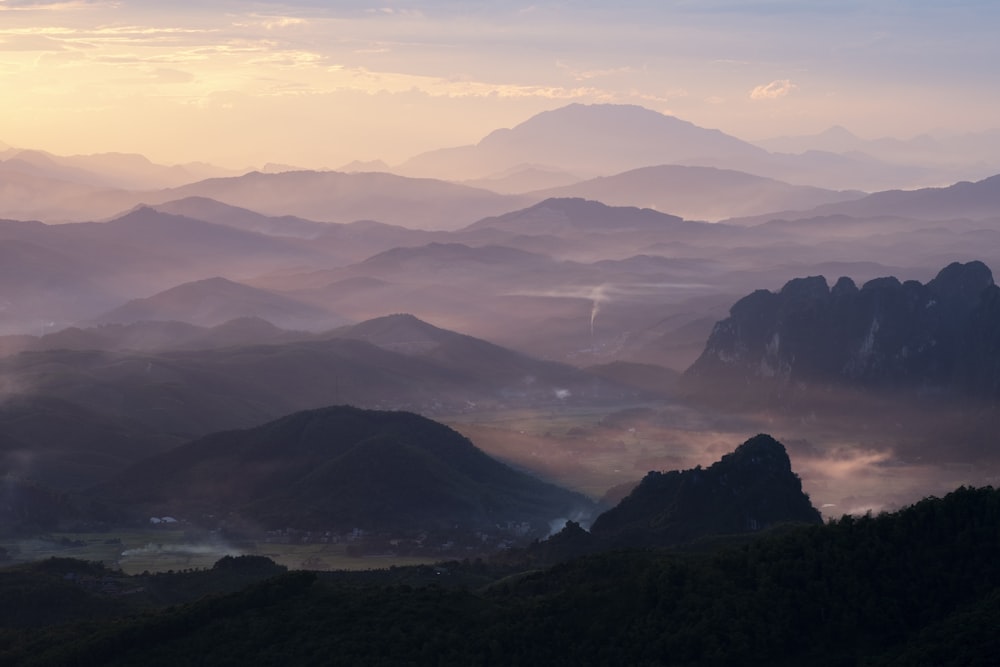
[234,15,308,30]
[0,0,108,11]
[749,78,796,99]
[322,66,605,100]
[0,34,67,51]
[556,60,636,82]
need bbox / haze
[3,0,1000,576]
[2,1,999,169]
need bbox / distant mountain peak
[818,125,861,140]
[465,196,684,233]
[95,276,342,330]
[399,102,765,180]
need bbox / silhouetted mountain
[733,173,1000,225]
[1,167,528,228]
[757,125,946,164]
[150,197,329,238]
[685,260,999,397]
[397,103,953,190]
[803,173,1000,221]
[329,313,613,392]
[100,207,316,266]
[159,170,528,230]
[308,219,440,264]
[0,207,334,334]
[336,159,392,173]
[526,165,864,221]
[357,242,555,277]
[93,405,594,532]
[464,197,686,233]
[1,148,239,190]
[399,103,767,180]
[153,198,439,261]
[461,164,583,193]
[757,125,1000,182]
[0,166,111,222]
[589,434,821,547]
[94,277,345,331]
[0,318,313,357]
[0,315,642,489]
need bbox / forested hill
[91,405,594,533]
[589,433,822,546]
[5,486,999,666]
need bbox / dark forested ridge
[90,405,595,533]
[589,433,822,546]
[2,486,999,666]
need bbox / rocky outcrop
[589,434,821,547]
[684,261,996,396]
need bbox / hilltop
[92,405,595,534]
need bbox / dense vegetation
[2,486,998,666]
[590,434,822,546]
[91,405,594,534]
[686,260,999,397]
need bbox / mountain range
[523,165,864,222]
[93,277,346,331]
[397,103,976,191]
[756,124,1000,175]
[398,103,766,181]
[5,103,997,229]
[0,314,644,490]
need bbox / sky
[1,0,998,169]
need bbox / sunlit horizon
[2,1,998,169]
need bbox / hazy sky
[1,0,997,168]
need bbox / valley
[4,98,1000,663]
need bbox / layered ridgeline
[0,313,642,493]
[92,405,595,534]
[684,260,1000,398]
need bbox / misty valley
[3,103,1000,664]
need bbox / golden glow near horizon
[1,1,997,169]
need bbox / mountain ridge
[91,405,596,533]
[684,260,999,398]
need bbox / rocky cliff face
[684,261,996,396]
[589,434,821,547]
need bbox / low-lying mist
[446,385,1000,520]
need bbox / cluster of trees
[1,486,998,665]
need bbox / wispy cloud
[0,0,109,11]
[749,78,796,99]
[556,60,636,82]
[323,66,605,100]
